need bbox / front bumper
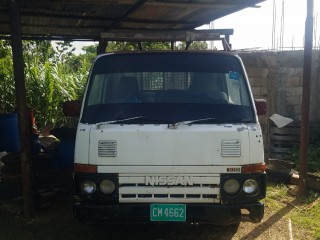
[73,202,264,225]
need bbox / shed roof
[0,0,264,41]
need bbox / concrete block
[261,87,268,96]
[251,87,261,96]
[287,87,302,96]
[296,114,302,121]
[294,105,301,115]
[287,77,301,87]
[254,77,268,87]
[260,68,269,78]
[248,77,254,86]
[279,51,303,67]
[246,68,268,78]
[286,68,295,77]
[286,96,301,105]
[294,67,304,77]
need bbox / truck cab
[72,51,266,225]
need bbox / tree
[0,40,90,127]
[105,41,207,52]
[177,41,208,50]
[0,40,15,113]
[106,41,138,52]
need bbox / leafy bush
[0,40,15,113]
[0,40,90,129]
[287,127,320,172]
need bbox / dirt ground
[0,182,316,240]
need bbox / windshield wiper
[96,116,145,128]
[168,117,216,128]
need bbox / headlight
[100,179,116,194]
[243,179,259,194]
[223,179,240,195]
[81,180,96,194]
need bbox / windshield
[82,52,255,124]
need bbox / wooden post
[185,41,191,50]
[171,41,174,51]
[138,42,143,51]
[97,39,108,55]
[299,0,314,196]
[9,0,35,219]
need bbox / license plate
[150,204,186,222]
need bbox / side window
[87,74,109,106]
[88,75,104,106]
[225,72,250,106]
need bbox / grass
[263,182,320,239]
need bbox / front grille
[98,140,117,157]
[118,174,221,203]
[221,139,241,157]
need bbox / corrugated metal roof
[0,0,264,40]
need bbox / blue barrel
[0,113,20,153]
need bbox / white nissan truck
[71,51,267,225]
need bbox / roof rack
[101,29,233,51]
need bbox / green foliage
[106,41,138,52]
[289,146,320,172]
[142,42,171,50]
[0,40,90,129]
[105,41,208,52]
[177,41,208,50]
[265,182,320,239]
[0,40,15,113]
[287,126,320,172]
[54,41,76,62]
[66,44,97,73]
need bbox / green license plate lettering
[150,204,186,222]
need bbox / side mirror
[254,99,267,116]
[63,100,81,117]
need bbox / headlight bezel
[221,173,266,204]
[223,178,241,195]
[243,179,259,195]
[80,180,97,195]
[99,179,116,194]
[75,173,119,202]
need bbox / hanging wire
[272,0,276,49]
[280,0,285,50]
[314,12,318,49]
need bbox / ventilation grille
[221,140,241,157]
[118,175,220,203]
[98,140,117,157]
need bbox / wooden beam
[292,174,320,191]
[0,34,97,41]
[299,0,314,196]
[101,29,233,42]
[9,0,35,220]
[145,2,242,9]
[30,0,137,4]
[106,0,148,30]
[29,0,263,8]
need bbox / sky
[73,0,320,53]
[210,0,320,50]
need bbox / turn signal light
[241,163,266,174]
[74,164,97,173]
